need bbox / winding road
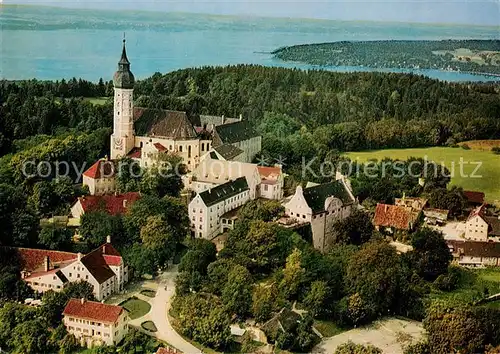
[151,266,201,354]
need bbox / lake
[1,5,499,82]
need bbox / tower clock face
[114,138,123,150]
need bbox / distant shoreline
[273,40,500,77]
[2,3,499,28]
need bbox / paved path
[313,318,424,354]
[152,266,202,354]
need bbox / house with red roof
[82,158,117,196]
[373,203,420,232]
[17,236,129,300]
[463,190,486,207]
[63,298,129,347]
[70,192,141,223]
[258,166,284,200]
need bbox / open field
[313,317,424,354]
[430,267,500,305]
[458,140,500,151]
[344,147,500,202]
[84,97,110,105]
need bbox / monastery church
[109,38,260,171]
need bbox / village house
[284,179,356,252]
[189,177,250,239]
[423,208,449,225]
[464,204,500,242]
[70,192,141,224]
[463,190,486,207]
[82,159,117,196]
[257,166,284,200]
[17,237,128,300]
[373,203,420,232]
[63,298,129,347]
[447,239,500,267]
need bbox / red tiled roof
[78,192,141,215]
[154,142,168,152]
[463,191,485,204]
[127,147,142,159]
[258,166,281,178]
[16,248,77,272]
[63,299,123,323]
[83,160,117,179]
[467,204,487,221]
[373,203,417,230]
[103,255,122,266]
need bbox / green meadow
[344,147,500,202]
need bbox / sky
[5,0,500,26]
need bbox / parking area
[428,221,465,240]
[313,318,425,354]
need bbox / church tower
[111,37,135,160]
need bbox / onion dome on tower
[113,37,135,89]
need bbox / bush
[461,144,471,150]
[433,266,461,292]
[492,147,500,155]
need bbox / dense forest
[273,40,500,75]
[1,66,500,353]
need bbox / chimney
[123,199,127,208]
[239,114,243,121]
[44,256,50,272]
[81,298,85,305]
[221,115,225,125]
[106,235,111,244]
[77,253,82,261]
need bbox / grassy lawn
[141,320,158,332]
[84,97,110,105]
[119,297,151,320]
[344,146,500,202]
[429,267,500,305]
[314,320,346,338]
[140,289,157,298]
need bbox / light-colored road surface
[429,221,465,240]
[152,266,202,354]
[313,318,424,354]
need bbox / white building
[189,177,250,239]
[464,205,500,242]
[186,157,262,199]
[82,159,117,196]
[257,166,284,200]
[284,180,356,252]
[18,237,128,300]
[63,298,129,347]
